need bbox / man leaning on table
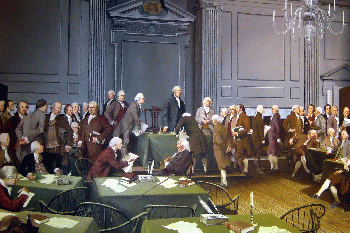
[19,141,63,180]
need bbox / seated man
[290,130,320,177]
[0,133,20,172]
[162,139,192,176]
[87,137,135,181]
[321,128,340,156]
[0,177,30,211]
[310,158,350,211]
[19,141,62,180]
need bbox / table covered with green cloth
[141,214,300,233]
[136,133,216,169]
[11,174,84,211]
[321,159,345,183]
[0,210,98,233]
[306,148,335,175]
[91,176,210,218]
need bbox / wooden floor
[191,169,350,233]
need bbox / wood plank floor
[192,170,350,233]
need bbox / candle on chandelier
[273,11,275,21]
[291,4,293,16]
[328,4,331,15]
[285,0,287,9]
[343,11,345,25]
[334,0,336,12]
[299,11,301,25]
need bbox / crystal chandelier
[273,0,345,45]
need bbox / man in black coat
[162,86,186,132]
[163,139,192,176]
[19,141,62,179]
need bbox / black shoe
[330,202,340,209]
[309,194,319,200]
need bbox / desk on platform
[141,214,300,233]
[11,174,84,211]
[0,210,98,233]
[136,133,216,169]
[91,176,209,218]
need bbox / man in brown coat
[252,105,265,174]
[78,101,112,162]
[232,104,250,175]
[290,130,320,177]
[0,133,20,171]
[283,105,303,145]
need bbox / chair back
[76,202,130,232]
[144,106,162,133]
[280,203,326,232]
[196,180,239,215]
[115,211,148,233]
[144,204,196,220]
[39,187,90,215]
[75,158,94,180]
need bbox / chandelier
[272,0,345,45]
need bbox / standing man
[44,101,73,170]
[71,102,82,123]
[324,104,337,132]
[283,105,303,145]
[116,93,145,156]
[232,104,250,175]
[15,99,48,160]
[299,107,308,134]
[2,100,29,153]
[107,90,129,131]
[267,105,282,171]
[251,105,265,174]
[162,86,186,132]
[82,102,89,119]
[340,107,350,136]
[78,101,112,162]
[1,100,15,125]
[224,105,237,167]
[103,90,116,115]
[195,97,215,135]
[332,105,340,136]
[313,107,327,141]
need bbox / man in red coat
[87,137,134,181]
[0,178,29,211]
[78,101,113,162]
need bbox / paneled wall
[0,0,90,105]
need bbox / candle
[250,192,254,207]
[299,11,301,25]
[273,11,275,21]
[291,4,293,16]
[334,0,336,12]
[285,0,287,9]
[343,11,345,25]
[328,4,331,15]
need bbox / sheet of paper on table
[157,177,178,188]
[40,174,57,184]
[102,179,127,193]
[164,221,203,233]
[258,226,291,233]
[45,217,79,229]
[0,212,16,221]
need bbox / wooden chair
[144,106,162,133]
[144,204,197,220]
[195,180,239,215]
[75,158,94,181]
[75,202,130,232]
[280,203,326,232]
[115,211,148,233]
[39,187,90,215]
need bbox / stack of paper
[164,221,203,233]
[157,177,177,188]
[101,179,127,193]
[40,174,57,184]
[45,217,78,229]
[258,226,291,233]
[122,153,139,173]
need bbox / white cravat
[304,139,311,146]
[50,113,57,122]
[33,153,40,164]
[88,115,96,125]
[107,99,113,106]
[175,96,180,108]
[1,146,11,163]
[74,113,81,122]
[203,106,210,113]
[66,114,72,125]
[119,101,125,108]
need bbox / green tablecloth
[11,174,84,211]
[91,176,210,218]
[0,210,98,233]
[136,133,216,169]
[141,214,300,233]
[321,159,345,183]
[306,148,334,175]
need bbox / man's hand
[335,170,343,174]
[65,146,72,153]
[233,132,238,136]
[55,169,63,175]
[21,187,30,193]
[162,127,168,133]
[289,139,294,145]
[27,174,35,180]
[92,137,98,143]
[277,138,281,143]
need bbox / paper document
[40,174,57,184]
[164,221,204,233]
[45,217,79,229]
[264,125,271,137]
[157,177,177,188]
[258,226,291,233]
[101,179,127,193]
[132,122,148,136]
[23,192,35,207]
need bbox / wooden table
[11,174,84,211]
[91,176,210,218]
[141,214,300,233]
[136,133,216,169]
[0,210,99,233]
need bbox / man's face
[329,129,335,137]
[236,106,242,114]
[229,106,236,115]
[139,97,145,104]
[332,107,338,116]
[325,105,331,114]
[66,106,73,116]
[308,105,314,114]
[344,107,349,117]
[88,104,98,115]
[108,91,115,100]
[73,105,79,114]
[118,93,126,102]
[52,103,62,115]
[174,88,182,98]
[293,106,299,113]
[271,106,278,114]
[299,108,305,116]
[83,105,88,113]
[0,102,4,112]
[1,135,10,147]
[177,141,184,151]
[310,131,317,139]
[8,101,15,111]
[18,102,29,115]
[203,98,211,107]
[36,143,44,154]
[341,131,348,141]
[114,140,123,150]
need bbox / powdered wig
[109,137,122,147]
[134,93,144,101]
[315,106,323,115]
[108,90,115,95]
[0,133,9,144]
[31,141,41,153]
[178,139,190,151]
[292,105,299,111]
[117,90,125,97]
[202,97,211,104]
[172,86,182,92]
[256,105,264,112]
[327,127,335,135]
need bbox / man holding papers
[87,137,136,181]
[0,177,30,211]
